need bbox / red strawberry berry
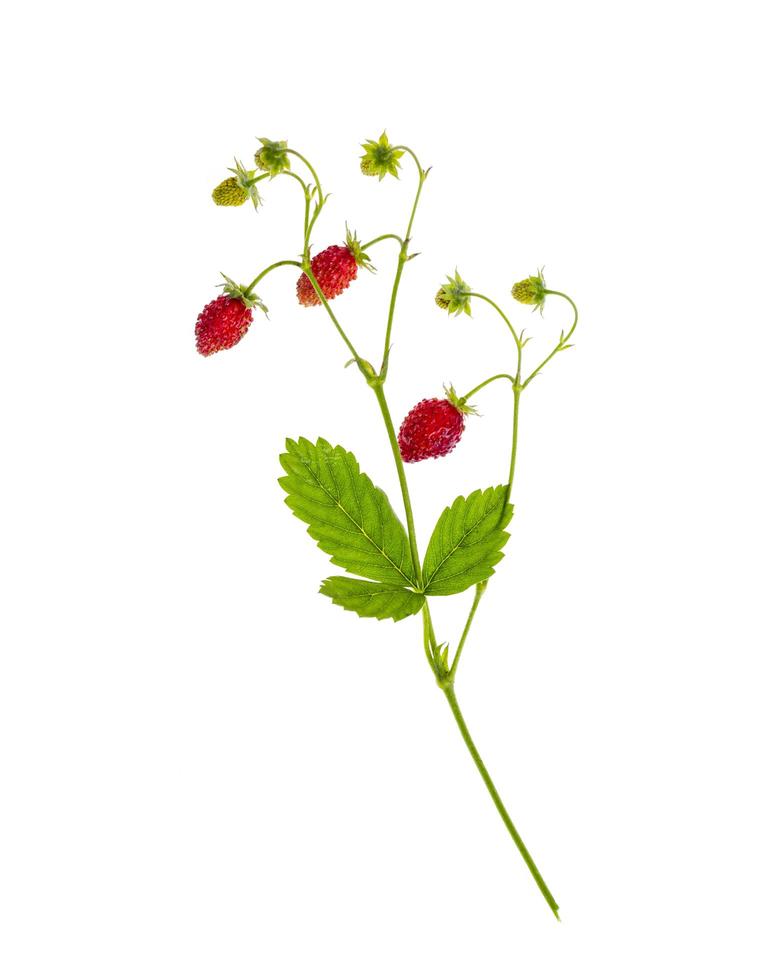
[296,228,373,307]
[195,295,253,356]
[398,388,472,462]
[195,276,267,357]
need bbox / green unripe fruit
[212,177,249,207]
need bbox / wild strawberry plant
[196,134,580,919]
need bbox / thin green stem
[287,149,325,256]
[286,149,323,201]
[448,581,487,680]
[371,383,423,584]
[273,170,312,240]
[362,233,404,251]
[522,291,579,388]
[302,266,360,362]
[506,385,521,504]
[422,603,440,678]
[381,149,426,376]
[245,259,303,294]
[464,292,520,348]
[442,685,560,919]
[461,373,515,402]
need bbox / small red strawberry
[195,276,267,357]
[296,227,373,307]
[398,386,475,463]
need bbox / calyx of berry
[445,384,478,416]
[436,270,472,317]
[254,138,291,176]
[228,159,263,210]
[511,268,547,312]
[219,274,268,314]
[345,226,375,272]
[360,131,404,181]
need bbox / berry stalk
[380,147,427,378]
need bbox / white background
[2,1,772,977]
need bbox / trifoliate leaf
[320,576,424,622]
[422,486,512,596]
[279,437,418,588]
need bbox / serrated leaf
[320,576,425,622]
[422,486,513,596]
[279,437,417,587]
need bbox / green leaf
[422,486,513,596]
[279,437,417,588]
[320,576,425,622]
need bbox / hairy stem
[506,385,521,504]
[449,581,487,679]
[246,259,303,294]
[464,292,520,347]
[302,267,361,362]
[442,685,560,919]
[461,373,515,402]
[287,149,324,256]
[522,291,578,388]
[362,233,403,251]
[371,383,423,585]
[381,150,426,376]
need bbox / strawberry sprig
[196,133,581,921]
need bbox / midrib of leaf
[424,495,504,590]
[298,454,416,588]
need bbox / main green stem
[443,685,560,920]
[371,382,423,584]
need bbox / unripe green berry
[435,289,450,310]
[254,138,290,176]
[212,177,249,207]
[511,271,547,311]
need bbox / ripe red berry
[195,294,253,357]
[398,397,466,462]
[296,244,359,307]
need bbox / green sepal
[227,158,263,210]
[345,225,375,272]
[422,486,513,596]
[218,274,268,315]
[436,269,472,317]
[279,437,418,588]
[444,384,478,417]
[360,131,404,181]
[511,267,547,313]
[320,576,425,622]
[254,138,291,176]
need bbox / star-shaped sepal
[227,159,263,211]
[345,226,376,273]
[219,274,269,316]
[444,384,478,416]
[436,270,472,317]
[254,138,291,176]
[360,131,405,181]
